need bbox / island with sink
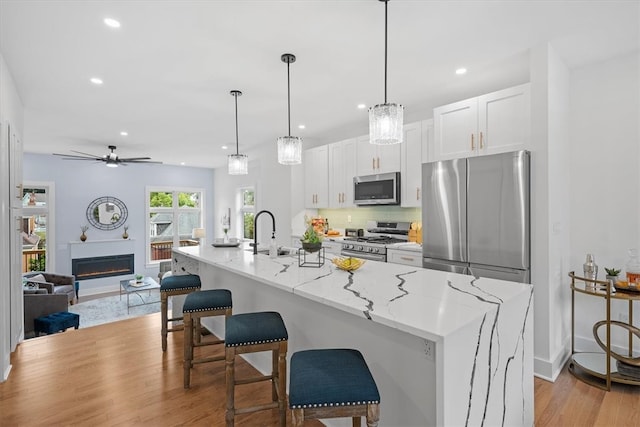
[172,244,533,427]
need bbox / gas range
[341,221,410,262]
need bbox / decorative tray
[212,242,241,248]
[129,280,148,288]
[614,283,640,293]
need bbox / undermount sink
[246,247,293,256]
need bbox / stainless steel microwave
[353,172,400,205]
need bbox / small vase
[122,231,129,239]
[80,232,87,242]
[606,275,618,287]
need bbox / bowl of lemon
[331,257,365,272]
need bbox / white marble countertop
[174,245,532,342]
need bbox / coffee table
[120,277,160,313]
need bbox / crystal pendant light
[369,0,404,145]
[228,90,248,175]
[277,53,302,165]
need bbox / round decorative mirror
[86,196,128,230]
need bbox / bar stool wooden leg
[278,342,287,426]
[161,292,169,351]
[367,404,380,427]
[183,312,194,387]
[225,347,235,427]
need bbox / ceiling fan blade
[119,157,152,161]
[70,150,103,158]
[53,153,102,160]
[123,159,163,164]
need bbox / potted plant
[135,274,144,283]
[300,216,323,253]
[605,267,621,285]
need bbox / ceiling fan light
[106,159,118,168]
[277,136,302,165]
[228,154,248,175]
[369,103,404,145]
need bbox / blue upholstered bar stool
[289,349,380,427]
[160,274,201,351]
[225,311,288,427]
[183,289,232,388]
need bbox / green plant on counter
[300,215,323,244]
[605,267,621,276]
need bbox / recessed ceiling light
[180,162,186,166]
[104,18,121,28]
[357,104,366,109]
[298,124,306,130]
[90,77,103,85]
[221,145,228,150]
[120,131,128,136]
[455,68,467,75]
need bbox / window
[146,187,203,264]
[238,187,255,240]
[21,183,55,272]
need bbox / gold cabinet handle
[377,157,380,170]
[471,134,475,150]
[479,131,484,149]
[400,257,415,262]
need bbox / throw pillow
[27,274,46,283]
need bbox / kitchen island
[173,245,533,427]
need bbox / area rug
[68,291,169,329]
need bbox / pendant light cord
[234,92,240,155]
[287,61,291,137]
[384,0,388,104]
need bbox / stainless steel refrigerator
[422,150,530,283]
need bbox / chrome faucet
[253,210,276,255]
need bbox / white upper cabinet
[400,120,430,208]
[303,145,329,208]
[433,83,530,161]
[356,135,401,176]
[328,138,356,208]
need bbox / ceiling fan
[53,145,162,167]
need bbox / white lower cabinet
[322,240,343,255]
[386,249,423,267]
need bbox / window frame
[145,186,204,266]
[237,186,255,241]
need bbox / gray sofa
[23,282,69,336]
[23,271,77,304]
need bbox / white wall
[0,52,24,381]
[23,153,215,295]
[568,51,640,354]
[529,44,572,380]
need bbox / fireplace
[72,253,135,281]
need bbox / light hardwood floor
[1,312,639,426]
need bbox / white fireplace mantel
[69,239,135,259]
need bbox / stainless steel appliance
[345,228,364,237]
[353,172,400,205]
[341,221,410,262]
[422,150,530,283]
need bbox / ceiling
[1,0,638,169]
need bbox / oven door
[341,248,386,262]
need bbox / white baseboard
[2,363,11,383]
